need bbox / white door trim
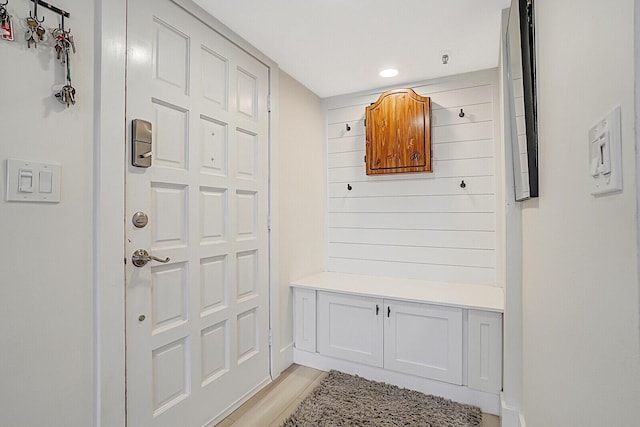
[94,1,281,425]
[94,0,127,426]
[635,0,640,350]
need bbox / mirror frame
[507,0,539,200]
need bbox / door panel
[126,1,270,426]
[368,95,397,170]
[384,300,463,384]
[317,292,383,367]
[467,310,502,393]
[397,95,427,169]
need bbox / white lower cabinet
[317,292,463,384]
[297,289,502,393]
[317,292,383,367]
[384,300,463,384]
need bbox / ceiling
[193,0,511,98]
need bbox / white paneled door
[125,1,271,426]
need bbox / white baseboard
[293,349,500,415]
[500,392,525,427]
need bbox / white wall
[522,1,640,426]
[325,70,501,286]
[0,0,96,426]
[277,71,325,369]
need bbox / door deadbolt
[132,211,149,228]
[132,119,153,168]
[131,249,170,267]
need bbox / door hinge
[268,329,273,346]
[364,118,366,127]
[267,215,271,231]
[267,95,271,113]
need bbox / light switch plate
[5,159,61,202]
[590,106,622,196]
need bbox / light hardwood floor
[215,364,500,427]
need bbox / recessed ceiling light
[379,68,398,78]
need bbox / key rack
[4,1,75,107]
[22,0,76,107]
[29,0,69,19]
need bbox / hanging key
[55,42,62,61]
[56,40,68,64]
[54,87,65,105]
[25,16,38,29]
[35,23,46,42]
[55,84,75,108]
[63,86,70,107]
[0,3,7,23]
[25,17,39,47]
[66,31,75,54]
[0,1,13,41]
[51,28,64,61]
[25,28,37,48]
[66,85,76,106]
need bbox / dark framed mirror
[506,0,538,200]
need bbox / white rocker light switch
[18,169,34,193]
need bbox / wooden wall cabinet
[365,88,432,175]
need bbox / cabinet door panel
[317,292,383,367]
[468,310,502,393]
[397,94,428,169]
[384,300,462,384]
[293,288,316,352]
[368,96,397,170]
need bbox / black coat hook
[30,0,44,22]
[347,184,352,191]
[459,108,465,118]
[460,180,466,189]
[345,123,351,132]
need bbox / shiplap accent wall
[325,69,500,286]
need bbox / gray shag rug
[281,370,482,427]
